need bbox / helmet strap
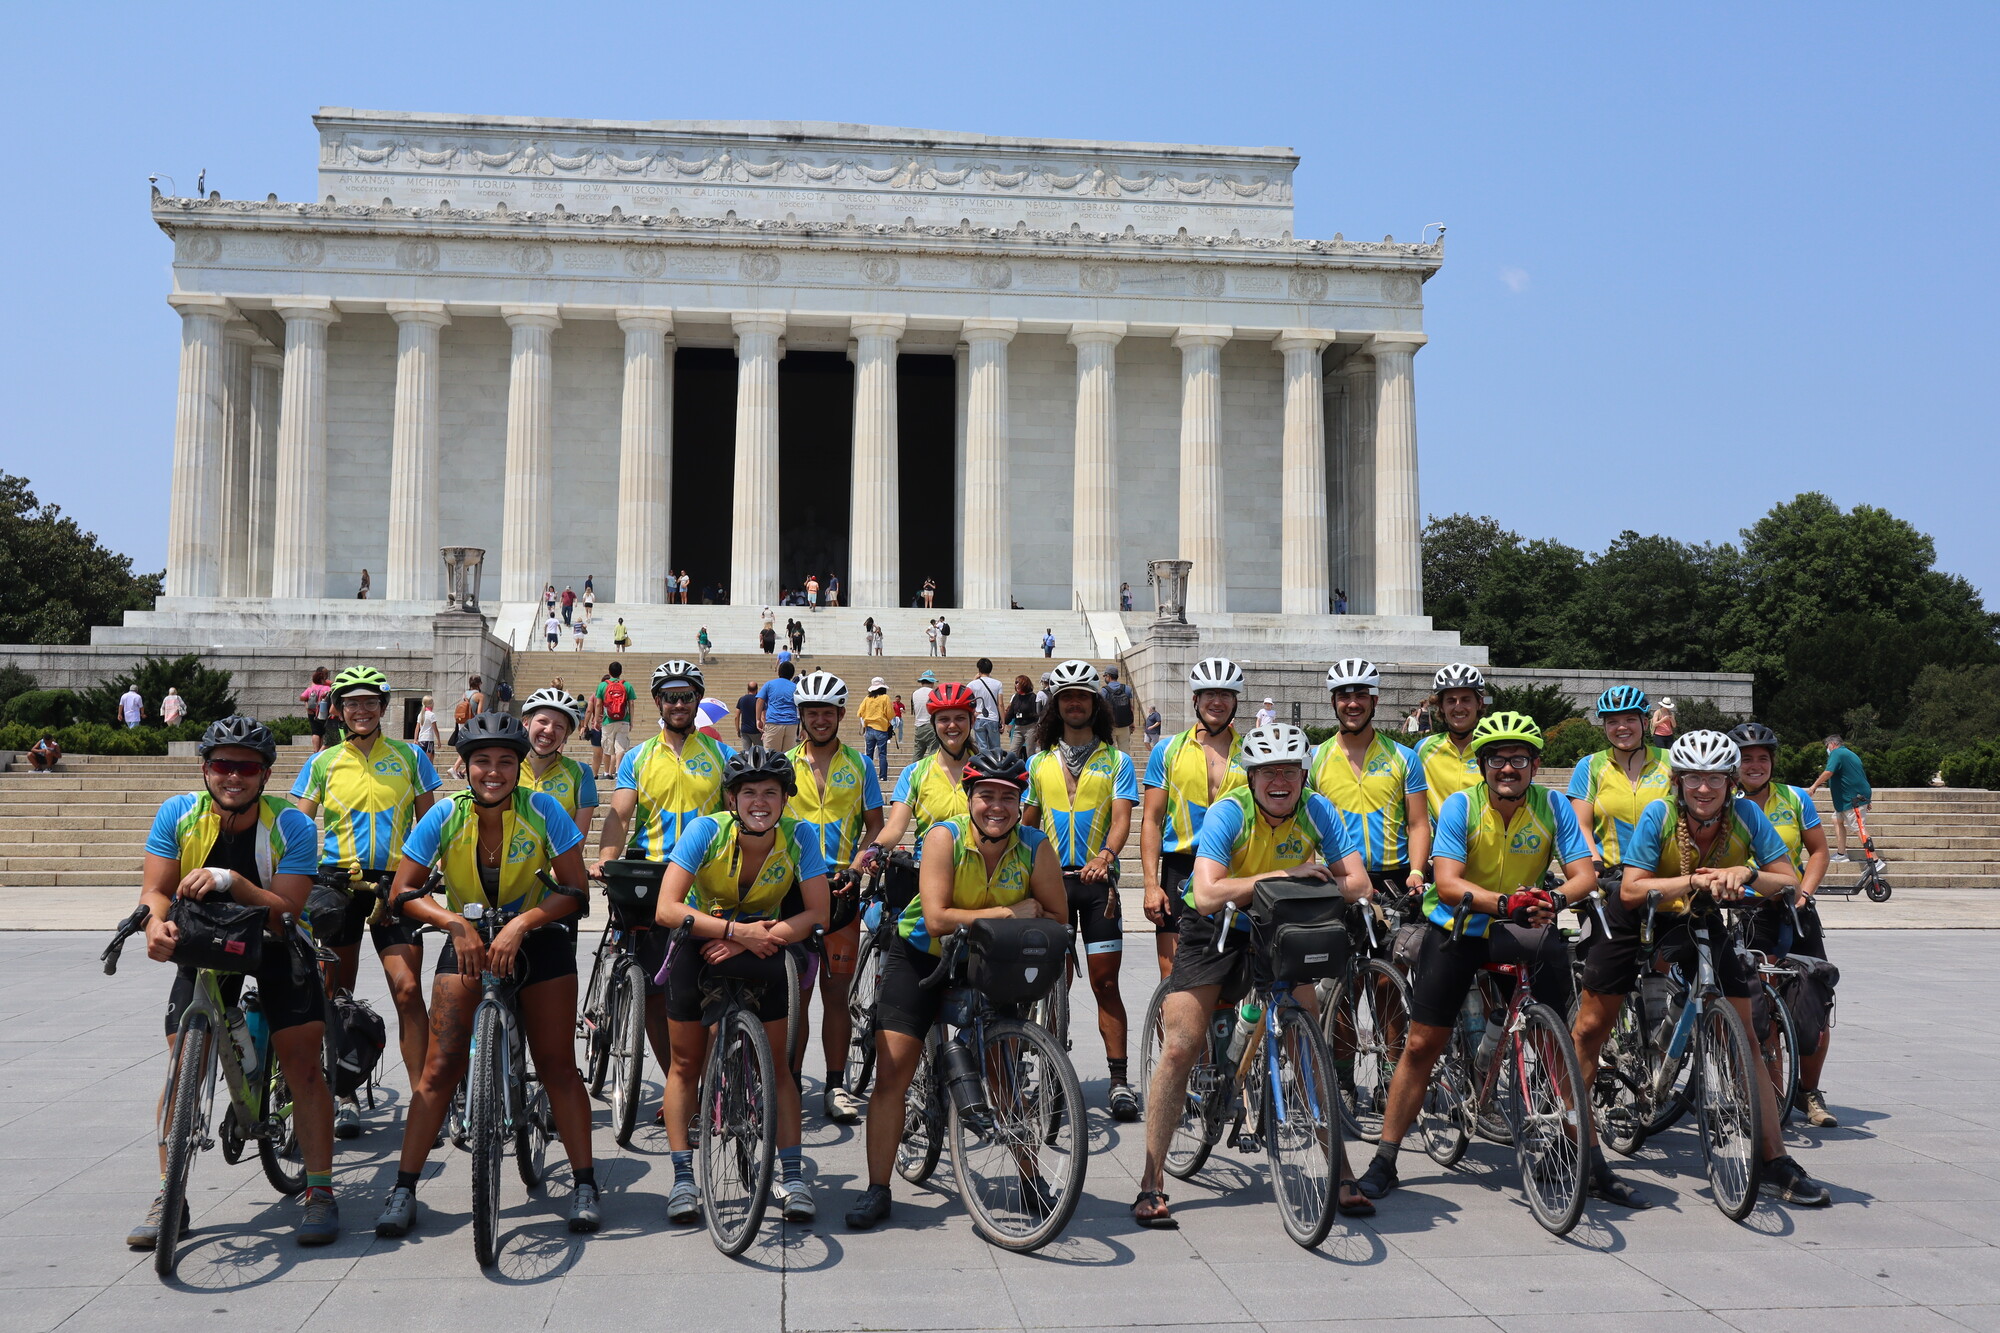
[940,736,971,762]
[1196,699,1238,737]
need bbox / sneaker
[776,1178,816,1223]
[569,1182,602,1233]
[296,1192,340,1246]
[1829,853,1852,863]
[1763,1154,1832,1207]
[1801,1089,1840,1129]
[824,1083,864,1125]
[666,1178,700,1224]
[845,1183,891,1230]
[334,1101,362,1140]
[126,1192,189,1250]
[1107,1081,1140,1122]
[374,1186,418,1238]
[1356,1155,1399,1200]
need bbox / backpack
[328,994,386,1097]
[453,695,474,725]
[939,621,951,638]
[1105,681,1135,728]
[603,680,630,721]
[497,680,513,704]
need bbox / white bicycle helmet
[1047,659,1102,695]
[793,670,848,707]
[1239,723,1313,769]
[521,687,584,726]
[651,660,704,695]
[1668,730,1741,774]
[1325,658,1380,696]
[1434,663,1487,694]
[1187,657,1245,695]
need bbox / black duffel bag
[1251,876,1350,984]
[964,917,1065,1007]
[167,896,268,973]
[328,994,387,1097]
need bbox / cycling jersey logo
[830,768,857,789]
[688,756,715,776]
[1275,836,1306,859]
[547,778,572,797]
[1510,831,1545,853]
[373,758,405,777]
[508,831,538,862]
[1366,756,1395,776]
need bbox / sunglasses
[1481,754,1535,771]
[205,759,269,778]
[1681,773,1731,789]
[659,689,700,705]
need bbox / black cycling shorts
[1580,893,1753,1000]
[1064,869,1124,956]
[436,924,578,988]
[320,874,423,954]
[1407,921,1574,1029]
[1155,853,1196,935]
[1744,901,1829,964]
[874,937,946,1039]
[662,936,801,1025]
[165,945,325,1039]
[1163,906,1262,1006]
[635,926,671,997]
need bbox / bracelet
[725,922,734,941]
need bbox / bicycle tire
[1697,998,1764,1221]
[582,934,615,1096]
[1638,982,1695,1138]
[700,1007,777,1256]
[1420,1018,1474,1167]
[1037,953,1072,1054]
[843,927,880,1097]
[256,1062,308,1196]
[610,959,647,1146]
[1757,979,1800,1129]
[950,1018,1087,1251]
[155,1011,213,1278]
[1265,1004,1341,1248]
[1511,1003,1588,1236]
[469,1003,506,1267]
[895,1034,945,1184]
[1138,978,1216,1180]
[1590,993,1651,1157]
[783,950,806,1075]
[516,1077,549,1192]
[1323,960,1411,1144]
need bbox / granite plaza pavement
[3,924,1998,1332]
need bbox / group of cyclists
[122,645,1848,1257]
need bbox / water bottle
[937,1038,990,1121]
[226,1003,259,1080]
[1475,1011,1504,1073]
[243,991,270,1067]
[1222,997,1264,1072]
[1461,990,1487,1069]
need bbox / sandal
[1132,1190,1178,1229]
[1337,1178,1375,1217]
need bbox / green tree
[1423,513,1520,632]
[1902,662,2000,749]
[1762,612,1994,738]
[76,655,236,728]
[1460,538,1589,668]
[1487,681,1582,731]
[0,472,162,645]
[1570,532,1729,674]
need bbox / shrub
[1543,717,1609,769]
[1775,743,1825,788]
[75,655,236,728]
[1861,740,1943,789]
[0,719,208,757]
[0,663,36,712]
[1488,682,1582,732]
[2,687,80,729]
[1940,741,2000,790]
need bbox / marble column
[384,302,450,602]
[1067,322,1126,612]
[163,294,231,598]
[848,314,906,609]
[1171,326,1231,615]
[959,319,1017,610]
[247,351,282,598]
[217,322,260,598]
[615,310,673,605]
[499,305,560,606]
[269,298,339,599]
[1275,330,1335,617]
[1339,353,1377,615]
[1371,334,1428,617]
[1325,375,1349,603]
[730,312,786,607]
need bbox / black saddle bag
[167,897,268,974]
[601,857,666,931]
[1251,876,1350,984]
[964,917,1065,1006]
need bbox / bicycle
[1415,899,1590,1236]
[1734,890,1813,1128]
[1315,889,1416,1143]
[1138,898,1345,1248]
[894,924,1088,1251]
[582,857,666,1144]
[843,854,911,1099]
[102,904,338,1278]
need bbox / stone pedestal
[431,609,507,727]
[1125,619,1203,735]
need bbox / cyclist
[289,664,440,1139]
[374,712,599,1237]
[592,661,736,1123]
[1353,712,1597,1201]
[1309,659,1430,905]
[1567,687,1672,940]
[1413,664,1489,822]
[655,747,832,1225]
[130,715,339,1249]
[786,670,886,1124]
[1024,660,1141,1119]
[1135,724,1371,1229]
[520,687,598,846]
[1572,730,1832,1208]
[1139,657,1248,978]
[845,749,1067,1230]
[868,679,979,863]
[1730,721,1840,1129]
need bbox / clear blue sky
[3,2,1993,599]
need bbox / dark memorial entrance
[777,351,854,600]
[898,355,955,605]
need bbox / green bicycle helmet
[1470,710,1544,756]
[329,664,390,702]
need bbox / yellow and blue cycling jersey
[1143,727,1245,855]
[1189,788,1356,927]
[1308,732,1427,871]
[615,732,736,859]
[521,755,599,819]
[289,734,442,872]
[400,787,583,915]
[1025,743,1139,869]
[147,792,319,884]
[1414,732,1482,823]
[1624,796,1789,914]
[787,742,884,870]
[897,817,1045,956]
[1426,784,1590,938]
[890,753,969,853]
[667,812,828,922]
[1566,746,1672,866]
[1743,783,1820,872]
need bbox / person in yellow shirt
[518,688,598,846]
[1566,685,1673,889]
[857,676,895,782]
[1412,664,1488,825]
[1139,657,1248,978]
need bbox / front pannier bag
[965,917,1064,1006]
[1251,876,1350,984]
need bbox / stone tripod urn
[442,546,488,613]
[1147,559,1194,624]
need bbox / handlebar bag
[1252,877,1349,984]
[882,855,921,918]
[602,858,665,929]
[965,918,1064,1006]
[167,897,268,974]
[824,870,862,934]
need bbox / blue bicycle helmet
[1596,685,1649,717]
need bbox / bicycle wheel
[1264,1004,1341,1248]
[700,1008,777,1256]
[1590,993,1651,1156]
[895,1034,945,1184]
[950,1019,1087,1251]
[1757,980,1799,1129]
[610,959,648,1146]
[1511,1003,1588,1236]
[469,1003,507,1267]
[256,1061,308,1196]
[1036,956,1072,1053]
[155,1011,214,1278]
[1420,1018,1474,1167]
[1697,999,1764,1221]
[842,927,880,1097]
[1138,978,1216,1180]
[516,1075,549,1192]
[1324,961,1410,1143]
[581,934,615,1096]
[783,950,807,1075]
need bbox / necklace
[477,820,502,866]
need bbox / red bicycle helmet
[926,681,977,719]
[959,748,1031,794]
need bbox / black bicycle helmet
[199,715,278,764]
[722,745,797,795]
[959,748,1031,794]
[452,710,531,758]
[1728,721,1780,751]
